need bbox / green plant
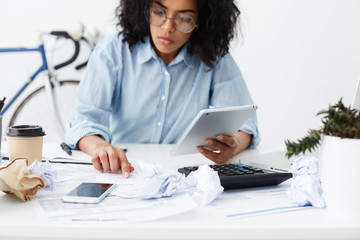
[285,98,360,158]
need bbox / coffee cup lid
[6,125,46,137]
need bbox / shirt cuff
[65,123,112,150]
[239,122,261,149]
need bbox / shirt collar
[137,36,154,64]
[169,42,194,68]
[136,36,194,68]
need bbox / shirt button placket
[153,69,170,143]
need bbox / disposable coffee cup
[6,125,45,166]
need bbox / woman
[66,0,260,178]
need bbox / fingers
[99,148,111,172]
[197,146,224,164]
[92,146,134,178]
[92,155,103,172]
[205,138,227,151]
[197,135,237,164]
[215,135,236,148]
[117,149,131,178]
[108,148,120,173]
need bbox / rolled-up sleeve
[210,54,260,149]
[65,38,122,149]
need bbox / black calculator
[178,163,292,190]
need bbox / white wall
[1,0,360,148]
[233,0,360,148]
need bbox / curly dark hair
[115,0,240,68]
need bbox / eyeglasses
[148,6,198,33]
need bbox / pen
[0,97,5,112]
[49,160,93,165]
[60,142,72,156]
[119,145,128,153]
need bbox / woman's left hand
[197,131,252,164]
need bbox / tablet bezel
[170,105,257,156]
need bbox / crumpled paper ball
[28,160,56,189]
[288,156,325,208]
[0,158,45,201]
[115,162,223,206]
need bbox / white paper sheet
[31,163,198,222]
[29,156,309,222]
[42,144,92,164]
[204,183,312,218]
[57,193,197,222]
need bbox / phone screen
[67,182,114,198]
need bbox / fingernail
[206,139,213,145]
[124,172,130,178]
[197,147,203,153]
[216,135,223,141]
[100,169,104,173]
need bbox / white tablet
[170,105,258,156]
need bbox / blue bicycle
[0,30,96,142]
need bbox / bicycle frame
[0,42,66,137]
[0,44,48,114]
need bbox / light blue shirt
[66,34,260,149]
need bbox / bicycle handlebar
[75,36,92,70]
[50,31,80,70]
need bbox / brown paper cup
[6,125,45,166]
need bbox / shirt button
[157,122,162,126]
[165,71,169,75]
[161,96,166,101]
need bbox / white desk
[0,144,359,240]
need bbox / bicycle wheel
[9,80,79,143]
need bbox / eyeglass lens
[149,7,197,33]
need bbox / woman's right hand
[78,135,134,178]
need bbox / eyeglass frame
[146,6,199,34]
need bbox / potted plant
[285,99,360,220]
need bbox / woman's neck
[151,40,182,66]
